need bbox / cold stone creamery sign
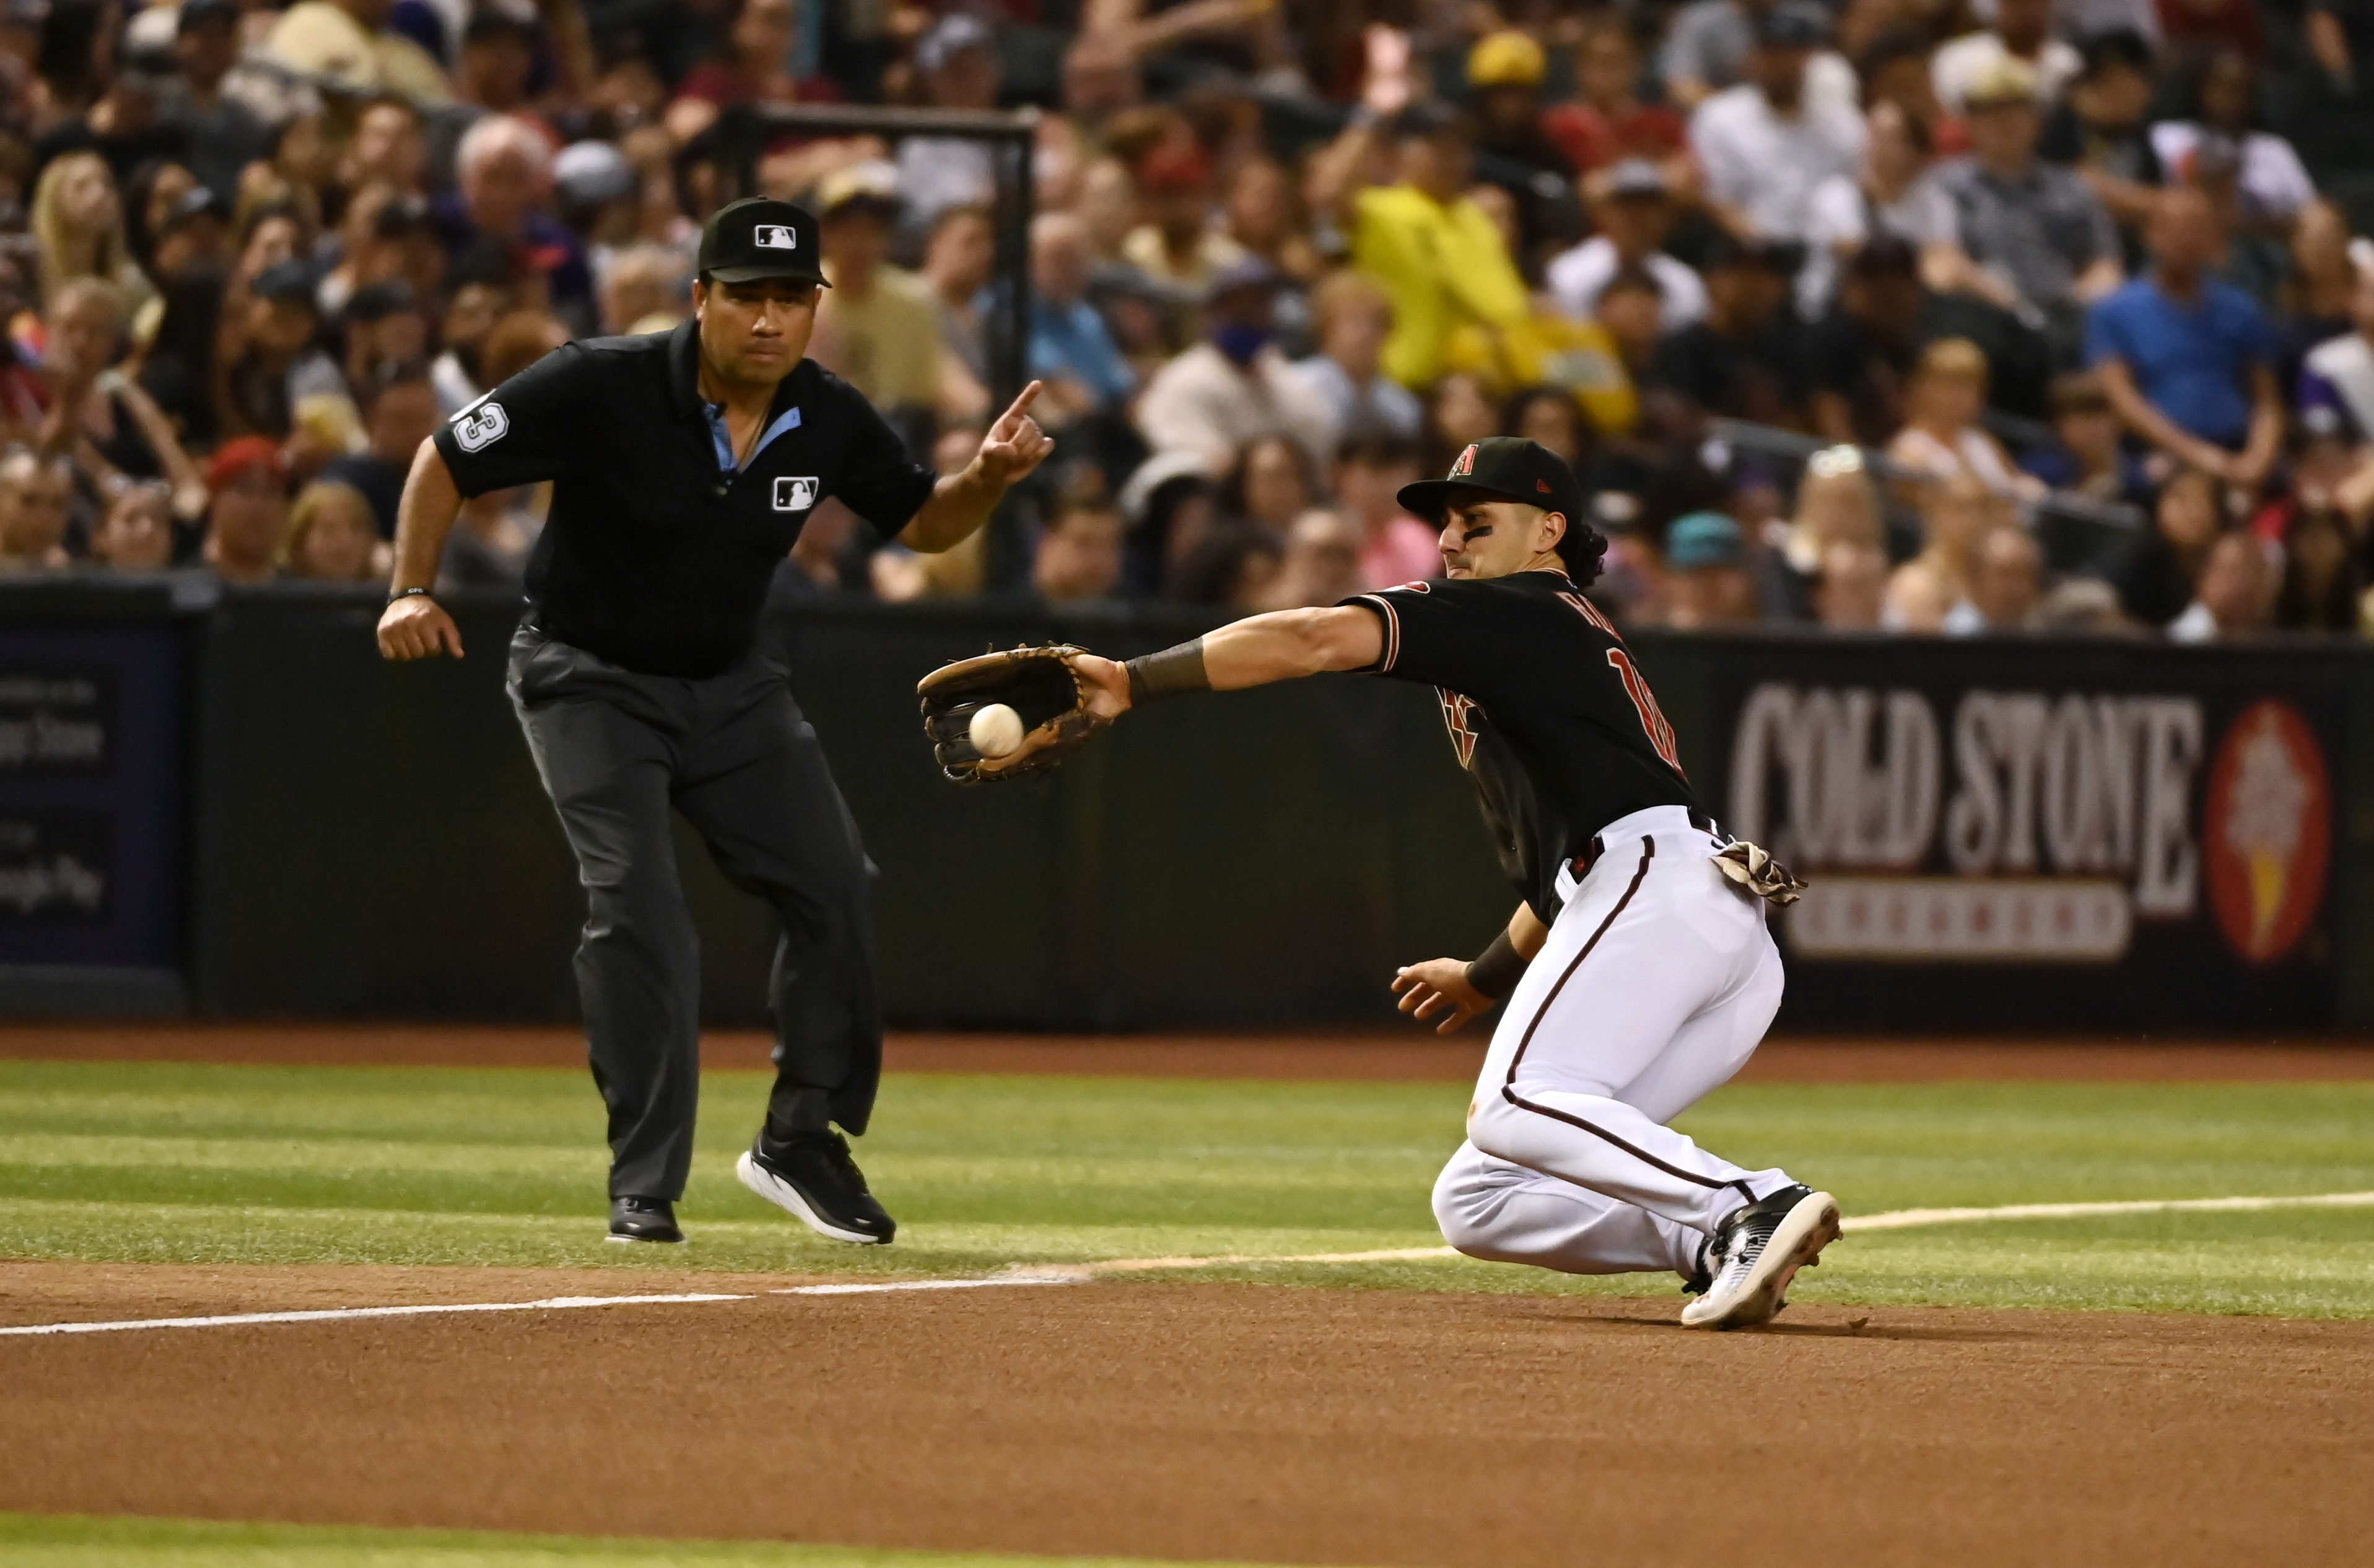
[1726,684,2331,968]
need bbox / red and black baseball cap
[1398,437,1587,526]
[699,196,829,287]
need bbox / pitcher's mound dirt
[2,1268,2364,1567]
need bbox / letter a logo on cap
[1451,443,1477,477]
[755,225,797,250]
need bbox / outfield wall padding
[2,580,2365,1032]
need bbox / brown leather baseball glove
[916,644,1112,784]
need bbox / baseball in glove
[916,644,1112,783]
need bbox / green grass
[2,1061,2372,1315]
[0,1514,1295,1567]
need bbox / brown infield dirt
[2,1266,2368,1567]
[5,1024,2371,1564]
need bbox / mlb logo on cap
[755,225,796,250]
[698,196,829,285]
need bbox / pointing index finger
[999,380,1043,427]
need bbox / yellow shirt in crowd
[1353,184,1529,390]
[816,263,941,412]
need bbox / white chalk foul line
[7,1190,2370,1338]
[0,1291,751,1338]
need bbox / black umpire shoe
[607,1195,684,1244]
[736,1130,896,1244]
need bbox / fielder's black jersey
[432,320,937,678]
[1343,569,1698,919]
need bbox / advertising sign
[1705,639,2349,1028]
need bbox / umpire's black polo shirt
[432,320,937,678]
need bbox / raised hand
[976,380,1054,487]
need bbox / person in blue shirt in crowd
[1026,211,1135,424]
[2087,185,2283,489]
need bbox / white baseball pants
[1433,806,1795,1281]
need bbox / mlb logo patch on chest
[774,476,819,512]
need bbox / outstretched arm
[899,381,1053,554]
[1073,605,1384,718]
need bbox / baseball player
[1070,438,1838,1329]
[376,196,1052,1247]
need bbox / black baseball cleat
[607,1195,684,1244]
[1680,1184,1840,1330]
[736,1130,897,1244]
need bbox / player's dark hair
[1553,510,1610,587]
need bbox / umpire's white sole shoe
[1680,1187,1841,1331]
[735,1149,887,1245]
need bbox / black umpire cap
[699,196,830,287]
[1399,437,1587,526]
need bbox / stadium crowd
[4,0,2374,640]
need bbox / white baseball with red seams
[1432,804,1799,1280]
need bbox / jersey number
[1605,648,1685,778]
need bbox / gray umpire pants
[507,624,882,1200]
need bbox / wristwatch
[386,586,435,604]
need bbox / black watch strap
[387,586,434,604]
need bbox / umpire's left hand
[973,381,1054,487]
[378,595,465,660]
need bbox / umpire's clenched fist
[377,594,466,660]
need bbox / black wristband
[1123,637,1210,707]
[387,586,434,605]
[1465,929,1530,1001]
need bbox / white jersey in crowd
[1689,83,1868,252]
[1546,239,1711,329]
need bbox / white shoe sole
[1680,1190,1842,1331]
[735,1150,885,1245]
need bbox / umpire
[376,196,1052,1247]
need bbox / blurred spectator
[1887,469,1999,630]
[599,244,691,336]
[201,435,289,583]
[1027,212,1134,425]
[1288,271,1422,449]
[343,281,430,394]
[1134,259,1331,476]
[1772,443,1883,615]
[1944,525,2045,632]
[1464,31,1576,255]
[1662,510,1763,628]
[2149,51,2313,229]
[1593,268,1667,382]
[220,260,351,445]
[1688,5,1866,256]
[1505,386,1589,471]
[1813,538,1890,628]
[553,141,644,283]
[2158,0,2262,61]
[479,311,570,390]
[1317,101,1526,390]
[442,484,543,593]
[1422,372,1501,472]
[2296,255,2374,442]
[2272,496,2365,633]
[1031,492,1126,603]
[1932,0,2080,116]
[2112,465,2223,626]
[2284,201,2357,391]
[767,495,863,600]
[344,99,430,199]
[1803,100,1961,318]
[1935,58,2123,339]
[87,481,175,571]
[1887,338,2041,497]
[1546,19,1691,196]
[430,262,512,414]
[2167,529,2272,641]
[1221,433,1317,536]
[1644,233,1807,430]
[0,449,74,570]
[1333,432,1437,588]
[440,116,593,333]
[922,206,997,417]
[1547,160,1707,329]
[32,149,147,307]
[1122,138,1246,295]
[325,360,442,538]
[896,15,1003,238]
[2089,186,2282,487]
[38,277,205,516]
[811,162,941,423]
[1662,0,1855,112]
[1223,158,1321,287]
[160,0,268,207]
[1806,235,1926,445]
[1119,458,1220,596]
[668,0,836,146]
[1255,508,1366,610]
[2037,28,2162,233]
[2022,371,2144,500]
[266,0,451,106]
[279,479,388,583]
[1171,520,1282,609]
